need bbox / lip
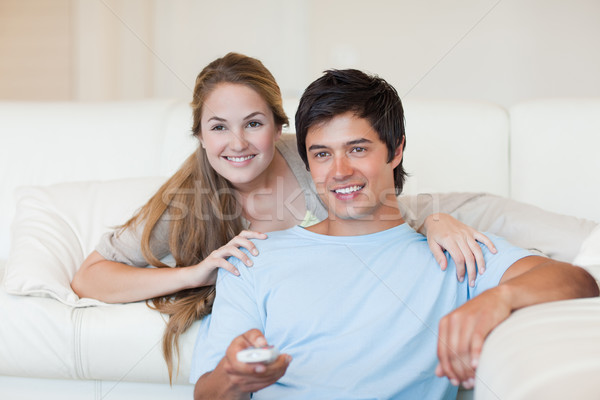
[330,184,365,200]
[222,154,256,165]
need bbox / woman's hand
[421,214,497,287]
[187,230,268,287]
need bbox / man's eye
[247,121,262,128]
[352,147,366,153]
[315,152,330,158]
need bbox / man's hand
[435,287,511,389]
[194,329,292,400]
[435,255,599,390]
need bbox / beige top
[95,135,327,267]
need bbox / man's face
[305,112,403,222]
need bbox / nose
[333,155,353,180]
[229,130,248,152]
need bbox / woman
[71,53,493,381]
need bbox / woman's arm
[71,230,267,303]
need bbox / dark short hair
[295,69,407,194]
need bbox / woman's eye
[247,121,263,128]
[211,125,226,131]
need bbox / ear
[275,125,283,141]
[391,137,405,169]
[198,135,206,149]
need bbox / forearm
[71,252,195,303]
[496,259,599,311]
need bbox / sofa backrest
[510,99,600,222]
[0,99,197,259]
[2,98,598,260]
[401,99,509,197]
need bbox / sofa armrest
[475,298,600,399]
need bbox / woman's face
[199,83,282,187]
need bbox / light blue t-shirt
[190,224,531,399]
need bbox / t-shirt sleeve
[467,233,533,299]
[95,216,171,267]
[189,256,263,384]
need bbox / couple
[188,67,598,398]
[69,53,597,398]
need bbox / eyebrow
[308,138,373,152]
[207,111,266,123]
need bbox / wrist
[419,214,438,235]
[489,283,514,311]
[175,265,197,291]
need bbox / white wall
[1,0,599,107]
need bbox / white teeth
[334,185,363,194]
[226,155,254,162]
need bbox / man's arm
[194,329,291,400]
[435,255,599,387]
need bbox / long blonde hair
[121,53,289,382]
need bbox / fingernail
[256,337,267,347]
[470,280,475,287]
[246,259,253,267]
[252,249,259,256]
[468,378,475,387]
[286,355,293,364]
[459,276,465,283]
[255,365,266,373]
[471,357,479,369]
[450,379,459,386]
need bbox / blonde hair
[121,53,288,382]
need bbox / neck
[308,199,405,236]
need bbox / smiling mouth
[332,185,364,194]
[225,155,255,162]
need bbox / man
[190,69,598,399]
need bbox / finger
[242,329,268,348]
[468,237,486,276]
[228,236,261,257]
[457,239,476,287]
[224,246,255,267]
[469,330,485,371]
[237,354,292,392]
[444,243,466,283]
[211,257,240,277]
[474,231,497,254]
[428,240,448,270]
[238,230,268,240]
[437,316,457,384]
[446,314,475,383]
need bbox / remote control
[236,345,280,364]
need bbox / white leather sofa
[1,98,599,400]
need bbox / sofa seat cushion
[0,286,198,384]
